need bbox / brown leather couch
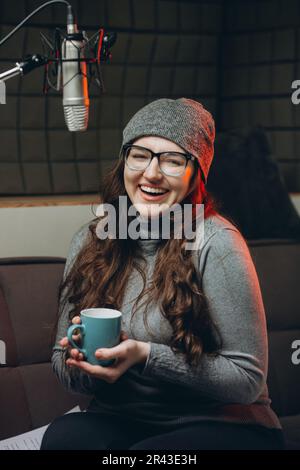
[0,240,299,449]
[0,257,89,441]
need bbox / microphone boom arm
[0,54,48,81]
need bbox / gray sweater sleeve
[141,227,268,405]
[52,222,104,395]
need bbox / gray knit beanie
[121,98,215,183]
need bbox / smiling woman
[41,98,285,451]
[123,136,196,219]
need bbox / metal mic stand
[0,54,48,103]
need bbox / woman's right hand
[59,316,85,362]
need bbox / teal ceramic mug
[67,308,122,366]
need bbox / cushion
[0,258,90,440]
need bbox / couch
[0,257,89,441]
[0,240,299,449]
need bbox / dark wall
[0,0,222,195]
[1,0,299,196]
[222,0,300,192]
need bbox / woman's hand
[59,316,151,384]
[59,316,85,361]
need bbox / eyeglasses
[123,144,196,177]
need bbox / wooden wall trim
[0,194,101,208]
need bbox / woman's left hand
[66,331,151,383]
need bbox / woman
[41,98,285,450]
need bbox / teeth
[140,185,167,195]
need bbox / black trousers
[40,412,285,450]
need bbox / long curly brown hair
[59,156,223,367]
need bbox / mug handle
[67,324,87,358]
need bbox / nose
[143,156,162,179]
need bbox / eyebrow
[131,145,187,154]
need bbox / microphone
[0,2,117,131]
[61,5,89,132]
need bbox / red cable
[97,28,104,65]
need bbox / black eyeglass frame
[122,143,196,176]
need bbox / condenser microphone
[61,5,89,131]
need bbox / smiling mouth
[139,185,169,196]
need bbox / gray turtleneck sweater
[52,213,281,429]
